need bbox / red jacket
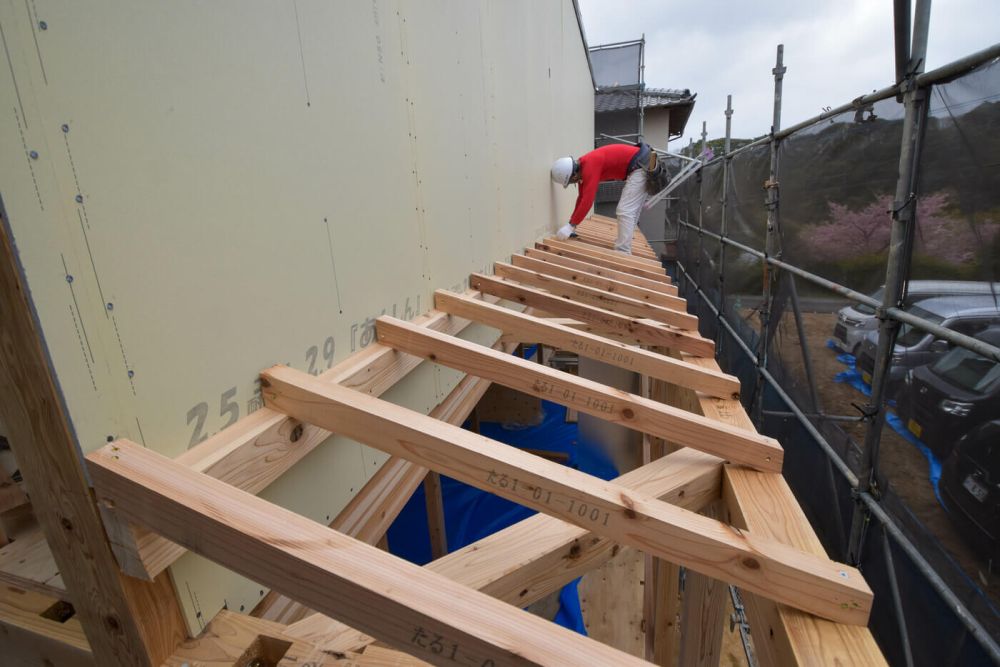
[569,144,640,225]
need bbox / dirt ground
[777,310,1000,611]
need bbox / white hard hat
[550,157,575,188]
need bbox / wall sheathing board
[0,0,593,631]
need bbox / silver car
[855,294,1000,395]
[833,281,1000,356]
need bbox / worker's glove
[556,223,576,240]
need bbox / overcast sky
[577,0,1000,146]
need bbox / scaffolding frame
[673,3,1000,661]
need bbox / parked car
[833,281,1000,356]
[940,422,1000,561]
[896,328,1000,458]
[855,295,1000,397]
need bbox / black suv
[940,422,1000,561]
[896,328,1000,459]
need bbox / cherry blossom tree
[800,192,999,265]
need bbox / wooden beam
[254,367,497,624]
[0,526,67,600]
[523,248,678,295]
[0,211,186,665]
[546,237,664,269]
[433,291,739,399]
[511,254,684,308]
[424,472,449,560]
[471,274,715,357]
[677,505,728,667]
[375,317,778,472]
[572,232,659,260]
[260,366,873,625]
[0,584,94,667]
[285,447,724,655]
[494,262,697,330]
[537,241,670,282]
[87,441,649,667]
[683,354,887,665]
[111,297,496,580]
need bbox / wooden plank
[0,584,94,667]
[677,505,728,667]
[573,232,659,260]
[471,274,715,357]
[0,471,28,514]
[0,211,187,665]
[579,546,646,657]
[260,366,873,625]
[424,472,449,559]
[112,297,496,580]
[651,558,681,666]
[87,441,650,667]
[254,369,497,624]
[0,526,67,599]
[536,241,670,283]
[511,254,684,309]
[547,237,663,269]
[375,317,778,472]
[523,248,678,295]
[165,609,359,666]
[433,291,739,399]
[285,447,724,655]
[683,355,887,666]
[494,262,696,330]
[570,225,660,259]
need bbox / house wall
[0,0,593,632]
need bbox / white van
[833,281,1000,356]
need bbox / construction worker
[550,142,655,254]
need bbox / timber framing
[0,215,886,665]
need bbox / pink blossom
[800,192,999,265]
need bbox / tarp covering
[386,399,618,634]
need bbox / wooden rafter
[522,247,678,295]
[374,316,779,471]
[510,253,685,307]
[107,295,499,580]
[536,241,671,282]
[259,365,872,624]
[432,290,739,399]
[471,274,715,356]
[255,366,499,625]
[493,262,697,329]
[681,355,887,665]
[87,441,650,667]
[283,447,725,655]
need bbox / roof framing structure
[0,214,887,665]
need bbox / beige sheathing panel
[0,0,593,631]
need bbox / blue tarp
[386,398,618,635]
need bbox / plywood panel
[0,0,593,632]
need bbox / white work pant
[615,169,648,254]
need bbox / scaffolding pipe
[716,95,734,361]
[861,491,1000,664]
[894,0,912,84]
[677,261,859,486]
[849,0,932,565]
[696,41,1000,170]
[676,259,1000,662]
[675,221,1000,364]
[753,44,785,426]
[882,525,916,667]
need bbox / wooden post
[424,472,449,559]
[0,212,186,665]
